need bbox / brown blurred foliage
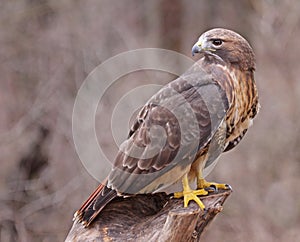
[0,1,300,241]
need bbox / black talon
[210,184,218,193]
[225,184,233,191]
[205,186,217,193]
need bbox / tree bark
[65,190,232,242]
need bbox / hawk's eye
[212,39,223,46]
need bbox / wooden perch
[65,190,232,242]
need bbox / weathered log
[66,190,232,242]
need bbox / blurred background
[1,0,300,241]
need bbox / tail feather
[73,180,118,227]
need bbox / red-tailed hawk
[74,28,259,227]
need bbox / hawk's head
[192,28,255,71]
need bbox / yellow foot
[174,189,208,209]
[197,178,232,192]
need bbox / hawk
[74,28,259,227]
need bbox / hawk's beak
[192,41,202,56]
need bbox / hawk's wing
[107,62,230,194]
[75,61,231,226]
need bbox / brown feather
[74,28,259,226]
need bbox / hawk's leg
[174,174,208,210]
[197,171,231,192]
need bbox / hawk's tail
[73,180,117,227]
